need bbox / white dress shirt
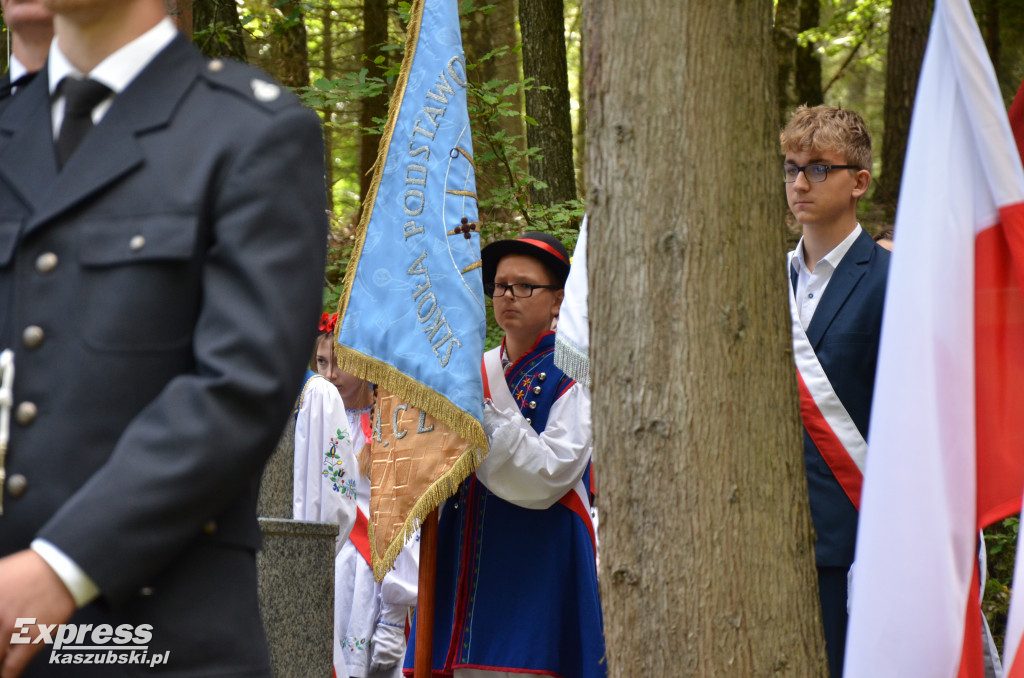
[790,224,863,328]
[48,16,178,138]
[8,54,27,89]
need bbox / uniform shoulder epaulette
[198,57,301,114]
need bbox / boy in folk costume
[406,232,605,678]
[781,105,889,676]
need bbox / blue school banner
[335,0,486,576]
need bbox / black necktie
[55,77,111,169]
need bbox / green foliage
[799,0,891,60]
[985,517,1019,654]
[300,1,583,315]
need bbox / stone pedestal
[258,425,295,520]
[258,517,337,677]
[257,424,338,677]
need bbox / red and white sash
[481,347,597,552]
[789,257,867,509]
[348,412,374,566]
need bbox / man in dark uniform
[0,0,326,673]
[0,0,53,106]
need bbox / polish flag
[844,0,1024,676]
[996,76,1024,677]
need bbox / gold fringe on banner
[334,344,487,451]
[333,0,484,453]
[367,439,484,581]
[333,0,487,579]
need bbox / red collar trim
[500,331,555,374]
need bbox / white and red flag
[844,0,1024,676]
[995,75,1024,677]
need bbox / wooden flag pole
[414,507,439,678]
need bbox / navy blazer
[792,229,890,568]
[0,35,326,675]
[0,71,12,116]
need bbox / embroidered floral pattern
[341,636,368,652]
[324,428,356,498]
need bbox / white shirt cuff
[30,539,101,608]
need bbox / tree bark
[269,0,310,89]
[979,0,1001,77]
[320,0,336,215]
[165,0,193,39]
[585,0,827,674]
[774,0,822,125]
[462,0,523,228]
[191,0,246,60]
[359,0,389,217]
[875,0,932,221]
[520,0,577,205]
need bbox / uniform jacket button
[22,326,44,349]
[139,586,156,596]
[129,235,146,251]
[537,372,547,382]
[35,252,58,274]
[15,401,37,425]
[6,474,27,498]
[532,386,542,395]
[203,520,217,535]
[528,401,537,410]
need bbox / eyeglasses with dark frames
[783,163,860,183]
[484,282,561,298]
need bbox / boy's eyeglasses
[783,163,860,183]
[484,282,560,298]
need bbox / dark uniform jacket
[0,71,13,116]
[0,33,326,676]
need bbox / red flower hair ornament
[319,312,338,334]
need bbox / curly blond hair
[780,105,872,172]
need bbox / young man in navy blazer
[781,105,889,677]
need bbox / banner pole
[414,508,438,678]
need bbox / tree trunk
[979,0,1001,77]
[875,0,932,221]
[774,0,822,124]
[270,0,310,89]
[462,0,523,228]
[320,0,336,215]
[165,0,193,40]
[585,0,827,674]
[520,0,577,205]
[359,0,389,217]
[191,0,246,60]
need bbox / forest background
[3,0,1024,654]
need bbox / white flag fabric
[554,216,590,387]
[844,1,1024,676]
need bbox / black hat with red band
[481,231,571,288]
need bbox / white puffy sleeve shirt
[293,375,358,551]
[475,382,592,511]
